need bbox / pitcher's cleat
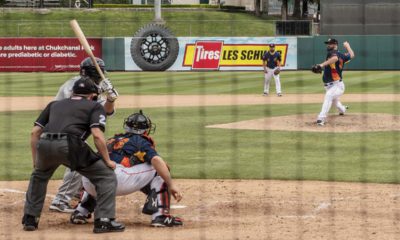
[316,120,325,126]
[339,106,349,115]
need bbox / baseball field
[1,70,400,239]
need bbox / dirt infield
[1,93,400,112]
[207,113,400,132]
[1,179,400,240]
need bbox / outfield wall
[297,35,400,70]
[1,36,400,71]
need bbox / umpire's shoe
[151,215,183,227]
[22,214,39,231]
[93,218,125,233]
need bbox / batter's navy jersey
[323,50,351,83]
[107,133,158,167]
[34,98,106,140]
[262,51,281,69]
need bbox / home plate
[171,205,187,209]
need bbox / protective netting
[0,2,400,240]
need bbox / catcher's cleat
[70,210,91,224]
[49,202,75,213]
[93,218,125,233]
[277,93,283,97]
[316,120,325,126]
[22,214,39,231]
[151,215,183,227]
[339,106,349,116]
[263,92,269,96]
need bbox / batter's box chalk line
[0,188,187,209]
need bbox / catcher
[70,110,184,227]
[262,43,282,97]
[311,38,355,126]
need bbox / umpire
[22,78,125,233]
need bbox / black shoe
[70,210,91,224]
[151,215,183,227]
[93,218,125,233]
[22,214,39,231]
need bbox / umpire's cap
[324,38,338,45]
[72,78,99,95]
[269,43,275,48]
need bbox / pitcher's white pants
[264,67,281,94]
[82,163,165,220]
[318,81,347,120]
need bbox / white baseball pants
[264,67,281,94]
[82,163,165,220]
[318,81,347,121]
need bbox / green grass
[1,70,400,183]
[1,102,400,183]
[0,9,278,37]
[0,71,399,96]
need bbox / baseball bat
[69,19,106,81]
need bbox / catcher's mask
[124,110,156,135]
[80,57,106,84]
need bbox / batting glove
[100,78,114,93]
[106,88,119,102]
[100,78,119,102]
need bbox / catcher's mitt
[311,64,322,74]
[274,68,281,75]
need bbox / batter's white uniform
[264,67,282,95]
[81,163,165,220]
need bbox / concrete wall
[171,0,199,4]
[321,0,400,35]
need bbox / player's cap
[269,43,275,47]
[324,38,338,44]
[72,78,99,95]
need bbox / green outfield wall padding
[102,38,126,71]
[297,35,400,70]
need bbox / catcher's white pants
[318,81,347,120]
[82,163,165,220]
[264,67,281,94]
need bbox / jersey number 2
[99,114,106,126]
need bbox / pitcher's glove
[274,68,281,75]
[311,64,323,74]
[100,78,119,102]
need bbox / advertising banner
[0,38,102,72]
[125,37,297,71]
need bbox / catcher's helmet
[80,57,105,84]
[124,110,156,135]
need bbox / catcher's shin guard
[142,183,170,215]
[80,191,97,213]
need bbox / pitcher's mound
[207,113,400,132]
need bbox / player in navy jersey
[315,38,355,126]
[262,44,282,97]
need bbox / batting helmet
[80,57,105,84]
[124,110,156,135]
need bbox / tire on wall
[130,24,179,71]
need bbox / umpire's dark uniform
[22,78,123,233]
